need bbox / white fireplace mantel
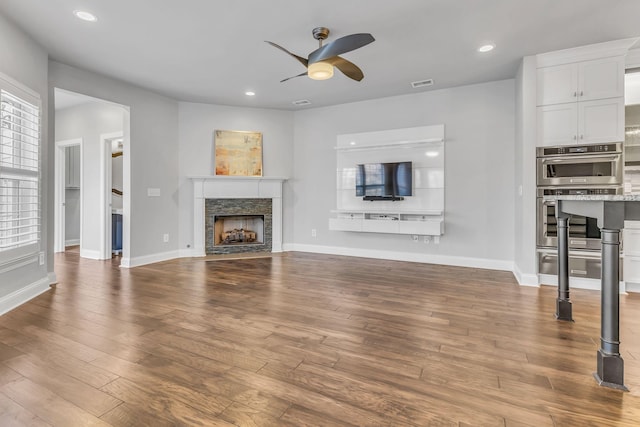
[190,176,287,256]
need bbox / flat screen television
[355,161,412,201]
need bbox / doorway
[54,138,83,253]
[53,88,130,263]
[100,132,124,259]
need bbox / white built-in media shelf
[329,210,444,236]
[331,125,446,237]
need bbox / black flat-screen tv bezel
[355,161,412,201]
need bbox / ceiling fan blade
[265,41,309,67]
[308,33,375,64]
[325,56,365,81]
[280,71,308,83]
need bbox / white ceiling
[2,0,640,110]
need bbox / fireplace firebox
[214,215,264,246]
[205,198,272,255]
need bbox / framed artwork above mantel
[214,129,263,176]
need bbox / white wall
[513,56,539,285]
[177,103,294,253]
[290,80,516,269]
[49,61,180,266]
[0,11,50,307]
[55,103,124,254]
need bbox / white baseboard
[626,282,640,293]
[80,248,101,260]
[65,239,80,247]
[282,243,514,272]
[48,272,58,285]
[0,276,51,316]
[178,248,198,258]
[120,250,181,268]
[539,274,627,293]
[513,264,539,287]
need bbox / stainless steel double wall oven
[536,143,623,279]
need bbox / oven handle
[540,155,620,164]
[538,250,602,260]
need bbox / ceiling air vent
[411,79,434,89]
[292,99,312,106]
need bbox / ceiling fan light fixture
[308,62,334,80]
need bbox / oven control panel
[537,143,622,157]
[539,187,622,196]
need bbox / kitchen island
[544,194,640,391]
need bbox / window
[0,75,41,256]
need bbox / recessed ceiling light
[73,10,97,22]
[478,44,495,53]
[426,151,439,157]
[245,91,255,96]
[350,141,357,146]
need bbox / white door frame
[54,138,83,253]
[100,131,124,260]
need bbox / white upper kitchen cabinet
[537,63,578,105]
[578,98,625,144]
[537,56,625,106]
[536,54,625,146]
[537,98,624,146]
[537,103,578,146]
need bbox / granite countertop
[543,195,640,201]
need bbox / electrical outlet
[424,236,431,244]
[311,229,317,237]
[163,234,169,243]
[434,236,440,244]
[412,235,419,242]
[39,252,45,265]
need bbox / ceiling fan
[265,27,375,82]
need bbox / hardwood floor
[1,251,640,426]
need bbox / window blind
[0,88,40,251]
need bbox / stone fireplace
[191,177,285,256]
[205,198,272,254]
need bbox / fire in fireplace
[214,215,264,246]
